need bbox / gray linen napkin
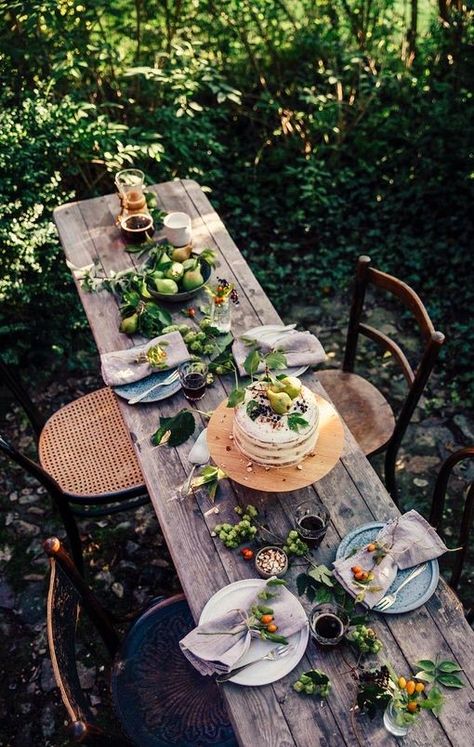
[332,510,448,608]
[180,580,308,676]
[100,331,190,387]
[232,328,326,377]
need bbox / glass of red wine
[294,498,329,549]
[179,361,208,401]
[309,603,348,647]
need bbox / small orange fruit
[407,701,418,714]
[406,680,416,695]
[415,682,425,693]
[266,623,278,633]
[354,571,365,581]
[260,614,273,625]
[398,677,407,689]
[367,543,377,552]
[351,565,363,574]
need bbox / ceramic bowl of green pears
[145,254,212,302]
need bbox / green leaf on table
[244,349,261,376]
[307,670,330,686]
[308,564,334,587]
[264,350,287,370]
[227,387,245,407]
[190,465,227,503]
[266,577,287,587]
[437,673,465,688]
[151,409,195,447]
[210,332,233,359]
[199,248,218,267]
[246,399,260,420]
[438,661,463,673]
[416,659,436,672]
[420,685,444,716]
[287,414,309,432]
[124,241,153,255]
[296,573,308,597]
[139,303,172,338]
[414,670,435,683]
[314,586,332,604]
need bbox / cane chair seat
[39,387,144,497]
[317,370,396,456]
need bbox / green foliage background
[0,0,473,401]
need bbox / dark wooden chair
[44,537,236,747]
[0,359,149,573]
[317,255,445,502]
[429,446,474,598]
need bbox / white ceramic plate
[239,325,308,378]
[199,579,309,686]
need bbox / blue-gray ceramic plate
[113,368,181,404]
[335,521,439,614]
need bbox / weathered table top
[55,179,474,747]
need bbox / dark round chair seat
[112,595,236,747]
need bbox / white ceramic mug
[163,212,192,247]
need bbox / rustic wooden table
[55,180,474,747]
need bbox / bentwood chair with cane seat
[0,359,148,573]
[429,446,474,606]
[317,255,445,504]
[44,537,236,747]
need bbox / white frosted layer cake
[233,382,319,467]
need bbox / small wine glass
[179,361,208,401]
[294,498,329,548]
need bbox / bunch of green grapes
[347,624,382,654]
[283,530,309,557]
[213,505,258,549]
[293,670,331,697]
[162,318,215,356]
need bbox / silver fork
[375,563,429,611]
[216,644,293,683]
[127,370,180,404]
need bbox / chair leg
[53,490,85,576]
[384,445,399,506]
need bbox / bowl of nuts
[255,546,288,579]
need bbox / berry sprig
[213,505,258,548]
[293,670,331,697]
[205,277,239,305]
[347,624,383,654]
[283,530,309,557]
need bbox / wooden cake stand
[207,394,345,492]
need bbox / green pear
[281,376,302,399]
[155,277,179,294]
[165,262,184,281]
[182,257,199,271]
[268,379,287,394]
[157,252,172,268]
[120,313,139,334]
[182,266,204,291]
[267,389,293,415]
[150,270,164,280]
[171,245,192,263]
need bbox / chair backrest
[429,447,474,592]
[0,357,45,439]
[44,537,130,746]
[343,255,445,498]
